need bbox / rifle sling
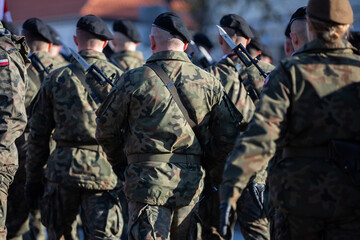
[147,64,206,154]
[147,64,197,129]
[69,64,102,106]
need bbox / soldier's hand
[249,183,265,210]
[219,203,233,237]
[24,181,44,209]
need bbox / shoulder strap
[68,64,102,106]
[147,64,197,129]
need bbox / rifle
[60,41,116,87]
[68,48,115,87]
[29,53,53,75]
[189,40,214,68]
[216,25,268,78]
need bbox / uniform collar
[111,50,143,60]
[294,38,358,56]
[146,50,191,63]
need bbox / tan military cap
[307,0,353,25]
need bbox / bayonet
[216,25,268,78]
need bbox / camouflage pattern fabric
[26,49,123,238]
[110,50,144,72]
[205,54,273,240]
[7,49,60,240]
[25,51,59,111]
[26,49,122,189]
[52,54,69,68]
[242,61,275,101]
[96,50,244,206]
[207,54,255,122]
[127,200,197,240]
[42,182,122,239]
[0,30,29,238]
[221,39,360,239]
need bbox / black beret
[47,24,61,45]
[23,18,53,43]
[193,32,213,50]
[247,26,263,51]
[220,14,253,39]
[153,12,191,43]
[77,15,113,40]
[285,6,307,37]
[113,19,141,43]
[2,21,19,35]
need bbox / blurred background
[6,0,360,65]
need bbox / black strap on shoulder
[68,64,102,106]
[147,64,197,129]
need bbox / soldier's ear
[102,40,109,50]
[246,38,251,46]
[150,35,156,51]
[290,32,298,46]
[48,43,53,51]
[73,35,78,46]
[183,42,188,51]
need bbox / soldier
[110,19,144,72]
[7,18,57,240]
[25,14,123,239]
[288,7,308,53]
[220,0,360,239]
[0,21,29,239]
[204,14,274,240]
[260,45,273,64]
[47,24,70,67]
[243,26,275,99]
[95,12,244,240]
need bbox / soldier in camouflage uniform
[220,0,360,239]
[7,18,60,240]
[25,15,124,239]
[203,14,274,240]
[0,21,30,239]
[47,24,70,68]
[96,12,244,240]
[110,19,144,72]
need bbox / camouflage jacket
[25,51,61,112]
[0,33,30,167]
[96,50,244,206]
[221,39,360,207]
[243,61,275,99]
[110,50,144,72]
[207,55,255,123]
[52,54,69,68]
[26,50,123,190]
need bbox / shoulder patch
[0,58,9,66]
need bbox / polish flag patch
[0,59,9,66]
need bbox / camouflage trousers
[41,182,123,240]
[127,201,198,240]
[6,152,46,240]
[268,157,360,240]
[0,165,17,240]
[197,186,270,240]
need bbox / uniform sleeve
[0,52,27,165]
[220,63,291,208]
[26,77,55,183]
[96,74,129,166]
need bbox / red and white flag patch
[0,59,9,66]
